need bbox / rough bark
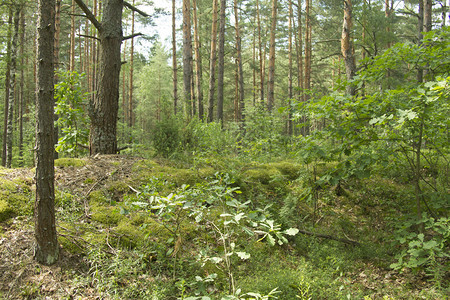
[129,0,135,129]
[304,0,311,101]
[2,10,12,167]
[234,0,244,124]
[172,0,178,115]
[18,7,25,165]
[6,7,20,168]
[70,0,76,72]
[54,0,61,159]
[341,0,357,96]
[35,0,59,266]
[182,0,193,117]
[256,0,264,102]
[75,0,146,154]
[207,0,219,122]
[297,0,304,103]
[267,0,277,112]
[288,0,293,135]
[193,0,204,120]
[217,0,226,124]
[417,0,424,83]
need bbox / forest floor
[0,155,447,299]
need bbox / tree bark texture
[6,7,20,168]
[207,0,219,122]
[75,0,125,155]
[129,0,135,129]
[267,0,277,112]
[217,0,226,124]
[35,0,59,266]
[193,0,204,120]
[2,10,12,167]
[172,0,178,115]
[297,0,304,101]
[288,0,293,135]
[234,0,244,124]
[182,0,193,117]
[341,0,357,96]
[19,7,25,165]
[256,0,264,102]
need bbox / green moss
[0,200,13,222]
[268,161,302,180]
[89,190,109,206]
[244,167,282,185]
[107,181,131,201]
[54,158,87,167]
[0,178,33,217]
[114,219,145,248]
[90,205,123,225]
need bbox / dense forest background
[0,0,448,299]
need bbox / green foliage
[54,71,89,157]
[391,215,450,277]
[151,116,182,157]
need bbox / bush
[151,117,182,157]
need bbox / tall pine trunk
[256,0,264,102]
[217,0,226,124]
[129,0,135,130]
[234,0,244,124]
[207,0,219,122]
[18,7,25,165]
[287,0,293,135]
[172,0,178,115]
[267,0,277,111]
[6,7,20,168]
[35,0,59,266]
[182,0,193,118]
[193,0,204,119]
[2,10,12,167]
[341,0,356,96]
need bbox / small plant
[54,70,89,157]
[391,215,450,277]
[152,117,182,157]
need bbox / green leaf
[236,252,251,260]
[284,228,299,236]
[267,233,276,246]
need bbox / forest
[0,0,449,299]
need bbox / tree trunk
[18,7,25,166]
[207,0,219,122]
[417,0,424,83]
[75,0,131,155]
[234,0,244,125]
[172,0,178,115]
[70,0,76,72]
[256,0,264,103]
[6,7,20,168]
[35,0,59,266]
[54,0,61,160]
[193,0,204,120]
[304,0,311,101]
[217,0,226,124]
[341,0,357,96]
[297,0,304,100]
[2,10,12,167]
[182,0,193,118]
[129,0,135,129]
[267,0,277,112]
[287,0,293,135]
[122,39,128,129]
